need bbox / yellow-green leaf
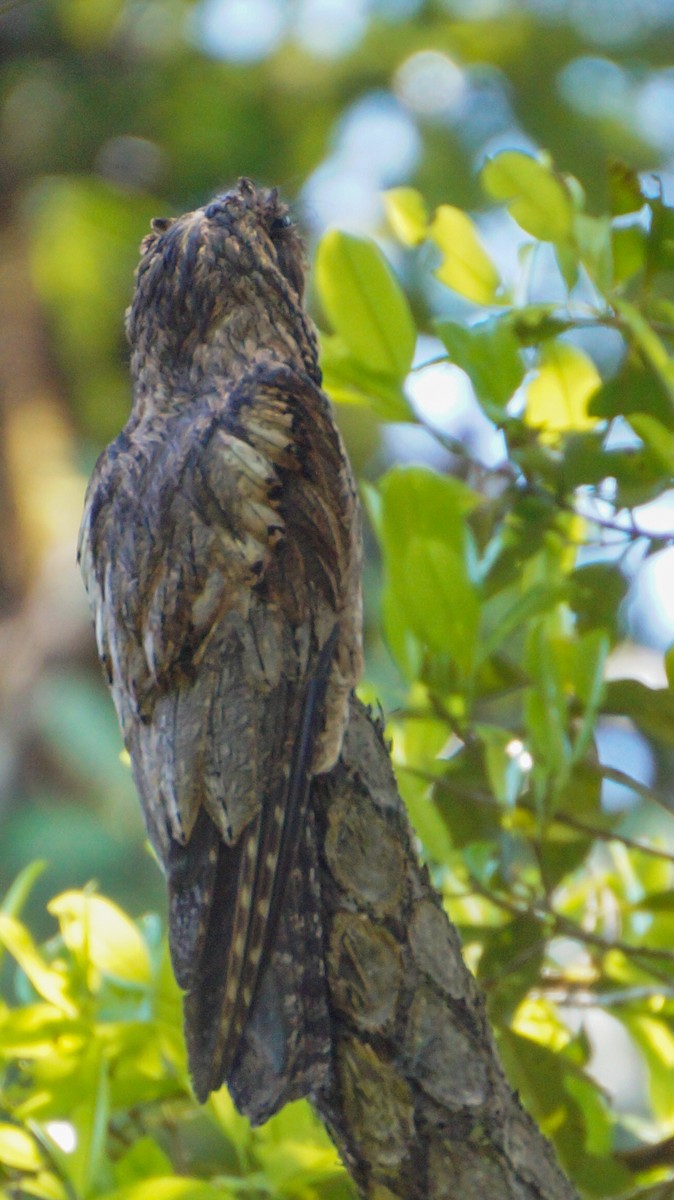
[481,151,573,243]
[0,1002,82,1057]
[48,892,151,986]
[0,1123,44,1172]
[16,1170,68,1200]
[97,1179,221,1200]
[429,205,500,304]
[525,344,600,437]
[315,230,415,377]
[0,915,77,1016]
[622,1014,674,1123]
[383,187,428,245]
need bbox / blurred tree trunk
[0,213,83,813]
[311,699,578,1200]
[0,217,72,614]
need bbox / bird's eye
[270,214,293,236]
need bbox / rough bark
[311,698,578,1200]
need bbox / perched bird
[78,179,363,1121]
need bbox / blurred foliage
[4,0,674,1196]
[0,865,349,1199]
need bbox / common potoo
[78,179,363,1122]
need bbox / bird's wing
[79,365,359,1109]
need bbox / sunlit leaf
[383,187,428,245]
[429,206,501,304]
[0,1003,82,1057]
[525,343,600,437]
[622,1015,674,1123]
[512,998,570,1052]
[15,1169,68,1200]
[0,915,77,1017]
[97,1179,222,1200]
[315,230,415,377]
[0,863,47,976]
[48,892,151,987]
[481,151,574,242]
[0,1122,44,1172]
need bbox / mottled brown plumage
[78,179,362,1121]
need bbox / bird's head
[126,179,318,388]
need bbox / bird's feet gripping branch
[78,179,363,1123]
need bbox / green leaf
[435,318,523,417]
[525,343,600,437]
[403,538,480,674]
[612,297,674,410]
[478,917,545,1020]
[608,160,645,216]
[603,679,674,746]
[571,630,609,765]
[67,1048,109,1198]
[525,621,571,790]
[478,725,527,808]
[569,564,627,635]
[589,360,674,430]
[481,151,574,242]
[434,754,503,850]
[114,1138,174,1187]
[629,414,674,472]
[379,465,479,554]
[612,223,647,285]
[555,240,579,291]
[574,214,612,291]
[429,206,501,304]
[510,305,575,347]
[48,892,151,987]
[632,889,674,913]
[480,582,567,660]
[315,230,415,377]
[383,187,428,245]
[396,770,455,865]
[377,467,481,678]
[320,333,413,420]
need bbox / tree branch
[311,698,578,1200]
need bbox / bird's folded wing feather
[79,364,358,1104]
